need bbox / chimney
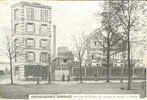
[53,25,56,58]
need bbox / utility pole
[53,25,56,58]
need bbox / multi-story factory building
[11,2,51,80]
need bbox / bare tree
[94,29,125,83]
[94,1,126,83]
[72,33,87,84]
[2,27,24,84]
[102,0,146,89]
[112,0,142,90]
[6,35,14,84]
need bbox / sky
[0,0,103,62]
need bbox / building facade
[86,29,104,67]
[0,62,10,74]
[11,2,52,80]
[85,29,146,78]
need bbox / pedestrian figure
[37,77,40,85]
[67,75,70,81]
[76,76,78,81]
[62,74,65,81]
[94,73,97,81]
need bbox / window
[92,54,94,59]
[26,7,34,20]
[40,39,48,48]
[26,38,35,48]
[40,24,48,34]
[41,9,48,21]
[26,52,35,62]
[26,23,35,32]
[63,59,67,63]
[14,39,19,48]
[14,24,19,33]
[40,52,48,63]
[14,39,19,62]
[14,9,19,20]
[94,41,97,46]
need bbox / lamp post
[48,54,51,84]
[120,39,126,89]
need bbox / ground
[0,74,145,99]
[0,82,145,99]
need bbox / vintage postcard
[0,0,146,100]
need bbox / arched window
[25,52,35,62]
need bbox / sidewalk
[0,79,145,85]
[0,80,143,99]
[0,74,145,85]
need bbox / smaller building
[85,28,146,79]
[52,47,74,81]
[0,61,10,74]
[86,29,104,67]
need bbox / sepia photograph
[0,0,146,99]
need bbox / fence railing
[71,66,146,80]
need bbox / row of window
[26,8,50,21]
[26,38,49,49]
[90,40,98,47]
[14,23,50,35]
[14,7,51,21]
[14,38,49,49]
[90,52,123,60]
[25,52,48,63]
[90,40,104,49]
[89,51,102,59]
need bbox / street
[0,74,145,99]
[0,74,10,84]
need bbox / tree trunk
[9,55,13,84]
[106,37,110,83]
[79,60,83,84]
[127,32,132,90]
